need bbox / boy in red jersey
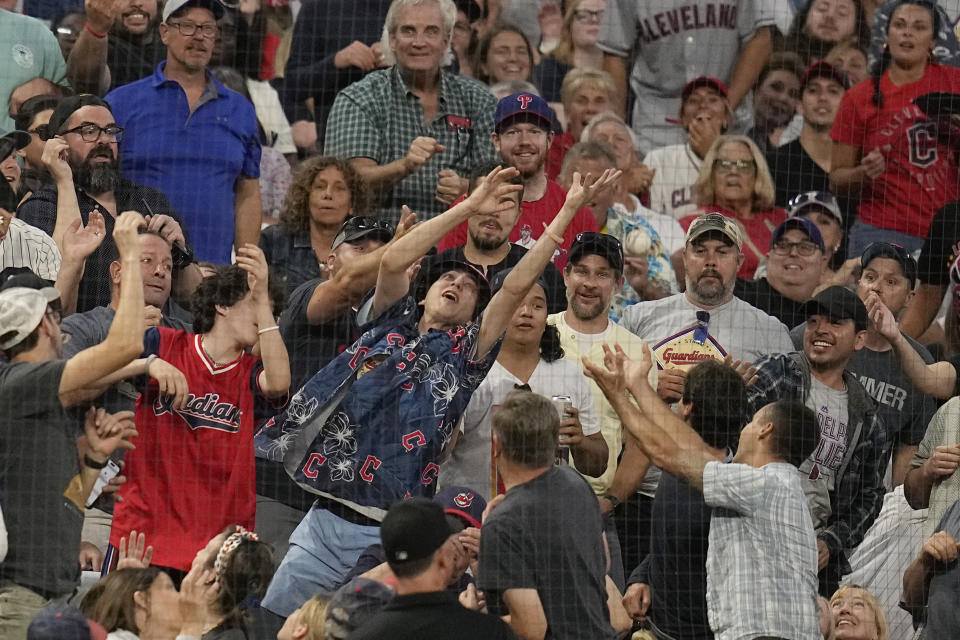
[109,244,290,577]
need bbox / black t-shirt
[478,466,614,640]
[628,470,713,640]
[766,140,855,236]
[734,277,809,330]
[429,244,568,315]
[349,591,516,640]
[0,360,84,598]
[918,200,960,286]
[107,33,166,90]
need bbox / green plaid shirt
[324,67,498,222]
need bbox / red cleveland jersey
[110,327,281,571]
[832,63,960,237]
[437,180,598,270]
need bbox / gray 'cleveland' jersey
[598,0,777,155]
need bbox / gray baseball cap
[0,287,56,349]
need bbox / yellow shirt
[548,312,658,496]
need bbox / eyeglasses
[60,123,124,143]
[167,20,220,38]
[693,311,710,345]
[788,190,838,210]
[771,240,821,256]
[341,216,395,235]
[573,9,604,22]
[713,158,756,174]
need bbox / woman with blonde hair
[277,594,330,640]
[829,584,888,640]
[681,134,787,278]
[534,0,607,102]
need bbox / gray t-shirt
[620,293,794,366]
[799,377,849,531]
[791,324,937,467]
[0,360,83,598]
[61,304,192,414]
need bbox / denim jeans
[846,219,924,259]
[260,505,380,617]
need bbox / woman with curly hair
[441,267,605,500]
[260,156,371,296]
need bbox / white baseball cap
[0,287,55,350]
[162,0,225,23]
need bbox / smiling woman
[476,25,535,86]
[259,156,372,295]
[681,135,787,279]
[830,584,888,640]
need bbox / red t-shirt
[437,180,598,270]
[680,206,788,279]
[110,328,282,571]
[546,131,575,181]
[831,63,960,237]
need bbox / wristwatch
[602,494,621,510]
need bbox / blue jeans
[846,219,924,259]
[261,505,380,617]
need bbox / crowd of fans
[3,0,960,638]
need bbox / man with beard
[429,163,566,314]
[66,0,166,95]
[438,92,597,269]
[18,94,197,313]
[621,212,793,403]
[105,0,262,265]
[747,285,885,596]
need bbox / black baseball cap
[804,286,868,332]
[802,61,850,91]
[913,91,960,119]
[0,129,30,160]
[381,497,455,565]
[860,242,918,289]
[568,232,624,274]
[416,257,492,316]
[47,94,112,138]
[330,216,394,251]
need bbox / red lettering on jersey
[517,94,533,110]
[303,453,327,478]
[348,347,371,370]
[401,430,427,451]
[400,381,414,391]
[359,455,382,483]
[386,333,405,347]
[421,462,440,485]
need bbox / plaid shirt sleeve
[821,409,887,555]
[747,354,796,417]
[324,88,383,161]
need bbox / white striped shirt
[703,460,819,640]
[0,217,61,280]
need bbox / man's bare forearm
[66,30,110,95]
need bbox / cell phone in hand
[85,460,121,508]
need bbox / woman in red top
[830,0,960,255]
[681,135,788,279]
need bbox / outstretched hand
[564,169,622,212]
[117,530,154,569]
[61,211,107,262]
[582,347,626,399]
[463,165,523,216]
[723,354,758,388]
[236,244,269,300]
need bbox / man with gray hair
[324,0,497,222]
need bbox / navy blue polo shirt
[105,62,261,264]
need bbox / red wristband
[85,22,106,39]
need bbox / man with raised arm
[584,344,822,640]
[256,165,619,616]
[0,211,146,637]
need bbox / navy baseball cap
[568,232,624,274]
[415,257,492,316]
[860,242,918,289]
[770,217,825,252]
[495,92,553,132]
[804,285,868,332]
[434,484,486,529]
[27,603,107,640]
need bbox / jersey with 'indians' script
[110,327,285,571]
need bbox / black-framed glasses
[167,20,220,38]
[573,9,604,22]
[713,158,756,174]
[693,311,710,345]
[788,190,838,210]
[60,123,124,143]
[771,239,821,257]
